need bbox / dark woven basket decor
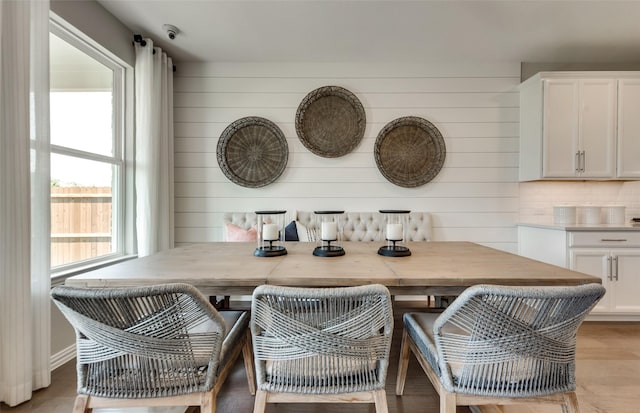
[295,86,366,158]
[374,116,446,188]
[217,116,288,188]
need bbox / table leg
[209,295,231,310]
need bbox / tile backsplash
[519,181,640,224]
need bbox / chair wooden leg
[242,330,256,395]
[252,389,268,413]
[395,329,411,395]
[562,391,580,413]
[201,391,216,413]
[439,390,457,413]
[373,388,389,413]
[73,395,90,413]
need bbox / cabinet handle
[607,256,613,281]
[613,256,619,281]
[575,151,581,173]
[580,150,586,172]
[601,239,628,242]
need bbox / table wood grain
[65,241,600,296]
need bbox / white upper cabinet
[541,79,580,177]
[617,79,640,178]
[575,79,617,178]
[519,71,639,181]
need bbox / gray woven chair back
[434,283,605,397]
[51,283,227,398]
[251,284,393,394]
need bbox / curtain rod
[133,34,177,72]
[133,34,146,47]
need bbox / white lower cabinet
[570,248,640,314]
[518,225,640,319]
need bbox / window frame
[50,14,135,281]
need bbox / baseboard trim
[51,344,76,370]
[587,314,640,322]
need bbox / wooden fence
[51,186,112,267]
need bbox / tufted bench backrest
[223,212,257,230]
[295,211,432,242]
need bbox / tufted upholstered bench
[223,211,433,242]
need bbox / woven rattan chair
[51,283,256,413]
[251,284,394,413]
[396,283,605,413]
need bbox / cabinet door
[579,79,616,178]
[542,79,580,177]
[610,249,640,313]
[617,79,640,178]
[570,249,611,313]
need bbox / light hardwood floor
[501,321,640,413]
[2,312,639,413]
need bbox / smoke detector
[162,24,179,40]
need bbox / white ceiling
[96,0,640,64]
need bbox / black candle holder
[378,240,411,257]
[254,239,288,257]
[378,209,411,257]
[313,239,345,257]
[254,210,287,257]
[312,211,345,257]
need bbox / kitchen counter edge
[517,222,640,231]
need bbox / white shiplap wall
[173,62,521,252]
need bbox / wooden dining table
[65,241,600,296]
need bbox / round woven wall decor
[295,86,366,158]
[217,117,288,188]
[374,116,446,188]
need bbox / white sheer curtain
[0,0,51,406]
[135,39,174,257]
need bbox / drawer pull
[601,239,628,242]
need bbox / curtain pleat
[135,40,174,257]
[0,0,51,406]
[0,1,33,403]
[29,0,51,392]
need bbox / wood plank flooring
[2,309,639,413]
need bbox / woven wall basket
[374,116,446,188]
[295,86,366,158]
[217,117,288,188]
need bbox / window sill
[51,254,137,287]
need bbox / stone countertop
[517,222,640,231]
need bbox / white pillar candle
[321,221,338,241]
[262,223,279,241]
[387,223,403,241]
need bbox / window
[50,17,132,275]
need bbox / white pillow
[295,221,318,242]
